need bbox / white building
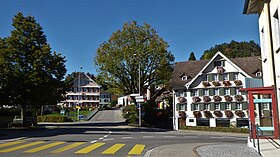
[100,91,111,106]
[63,73,101,108]
[170,52,262,130]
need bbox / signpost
[135,96,144,127]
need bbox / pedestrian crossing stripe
[128,144,145,155]
[24,142,65,153]
[51,142,85,153]
[0,141,45,153]
[75,142,105,154]
[0,141,25,148]
[102,143,125,154]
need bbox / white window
[204,104,209,111]
[193,89,198,96]
[182,75,188,80]
[223,73,228,80]
[214,89,219,95]
[213,74,218,81]
[224,88,230,95]
[194,104,199,111]
[203,89,209,96]
[263,103,269,110]
[234,73,239,80]
[236,103,242,110]
[179,104,185,111]
[256,72,262,77]
[214,104,220,110]
[235,88,239,95]
[226,103,231,110]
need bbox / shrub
[224,95,233,102]
[204,111,213,118]
[235,110,245,117]
[214,110,223,117]
[235,95,244,101]
[180,126,248,133]
[203,96,211,102]
[193,111,202,118]
[192,96,201,103]
[37,115,72,122]
[213,95,222,102]
[212,81,220,86]
[234,80,243,86]
[225,110,234,119]
[202,81,210,87]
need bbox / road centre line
[103,138,114,141]
[122,137,133,139]
[142,136,154,138]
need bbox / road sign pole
[138,102,141,127]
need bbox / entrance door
[253,94,274,136]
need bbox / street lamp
[77,66,83,121]
[134,53,141,127]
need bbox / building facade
[244,0,280,139]
[171,52,262,130]
[63,73,101,108]
[100,91,111,106]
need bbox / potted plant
[224,95,233,102]
[192,96,201,103]
[235,95,244,101]
[193,111,202,118]
[217,66,225,74]
[204,111,213,118]
[203,96,211,102]
[213,95,222,102]
[223,80,231,86]
[212,81,220,86]
[235,110,245,118]
[214,110,223,117]
[202,81,210,87]
[234,80,242,86]
[225,110,234,119]
[178,97,187,103]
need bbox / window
[193,104,199,111]
[203,75,208,81]
[182,75,188,80]
[203,89,209,96]
[226,103,231,110]
[192,89,198,96]
[214,104,220,110]
[223,73,228,80]
[224,88,230,95]
[204,104,209,111]
[175,90,179,97]
[213,74,218,81]
[179,104,185,111]
[214,60,224,67]
[256,72,262,77]
[214,89,219,96]
[234,73,239,80]
[184,89,187,97]
[235,88,239,95]
[236,103,242,110]
[263,103,269,110]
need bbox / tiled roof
[170,56,262,88]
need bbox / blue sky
[0,0,259,75]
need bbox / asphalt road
[0,109,249,157]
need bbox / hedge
[180,126,248,133]
[37,115,72,122]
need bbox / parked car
[78,115,87,121]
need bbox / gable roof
[170,52,262,89]
[71,73,101,88]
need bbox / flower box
[214,111,223,117]
[213,95,222,102]
[202,81,211,87]
[203,96,211,102]
[192,96,201,103]
[178,97,187,103]
[217,66,225,74]
[212,81,220,86]
[193,111,202,118]
[234,80,242,86]
[225,110,234,119]
[234,95,244,101]
[223,80,231,86]
[235,110,245,118]
[224,95,233,102]
[204,111,213,118]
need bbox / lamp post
[134,53,141,127]
[77,66,83,121]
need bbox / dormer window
[256,72,262,77]
[182,75,188,80]
[214,60,225,67]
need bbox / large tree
[0,12,67,125]
[200,40,261,60]
[94,21,174,96]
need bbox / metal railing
[249,122,261,155]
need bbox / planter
[202,81,211,87]
[193,111,202,118]
[213,95,222,102]
[192,96,201,103]
[224,95,233,102]
[234,95,244,101]
[225,110,234,119]
[212,81,220,86]
[204,111,213,118]
[178,97,187,103]
[217,66,225,74]
[203,96,211,102]
[178,111,186,117]
[213,111,223,117]
[234,80,242,86]
[223,80,231,86]
[235,110,245,118]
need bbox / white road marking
[90,140,97,143]
[142,136,154,138]
[210,136,224,139]
[122,137,133,139]
[103,138,114,141]
[99,137,104,140]
[104,135,108,138]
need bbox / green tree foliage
[188,52,196,60]
[94,21,174,95]
[200,40,261,60]
[0,12,67,124]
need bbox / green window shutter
[231,103,236,110]
[210,103,215,111]
[176,104,179,111]
[230,88,235,95]
[209,89,214,96]
[242,103,248,110]
[191,104,194,111]
[208,74,213,81]
[199,89,203,96]
[199,104,204,111]
[219,88,224,95]
[220,103,226,110]
[185,104,188,111]
[218,74,223,81]
[229,73,234,81]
